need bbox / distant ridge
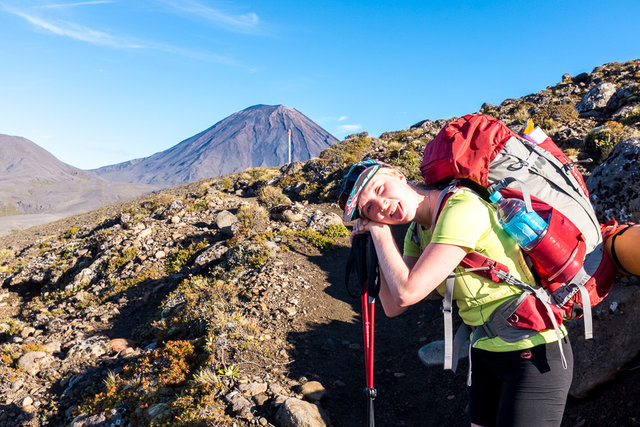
[93,104,338,187]
[0,134,156,233]
[0,134,94,182]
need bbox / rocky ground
[0,188,638,426]
[1,59,640,426]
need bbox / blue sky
[0,0,638,169]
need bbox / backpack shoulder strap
[432,184,511,282]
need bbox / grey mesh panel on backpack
[488,135,602,252]
[488,135,606,333]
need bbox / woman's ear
[393,169,406,181]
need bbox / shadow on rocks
[0,403,33,426]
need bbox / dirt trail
[287,225,640,427]
[284,226,470,426]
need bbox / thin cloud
[158,0,261,34]
[3,5,143,48]
[1,3,237,64]
[338,115,348,122]
[338,124,363,134]
[39,1,114,9]
[146,41,237,65]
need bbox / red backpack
[419,114,622,371]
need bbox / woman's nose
[369,198,388,217]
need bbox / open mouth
[389,201,400,219]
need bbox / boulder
[216,210,238,228]
[224,391,254,420]
[239,381,268,397]
[270,204,305,223]
[43,341,62,353]
[147,403,170,423]
[611,103,640,121]
[194,241,229,266]
[161,199,187,219]
[17,351,53,376]
[586,138,640,223]
[275,397,329,427]
[109,338,136,353]
[300,381,326,402]
[70,408,124,426]
[576,83,617,114]
[74,268,96,286]
[307,210,342,232]
[281,161,304,176]
[66,335,111,363]
[119,213,134,230]
[606,83,640,111]
[216,210,240,238]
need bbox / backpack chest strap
[460,251,510,283]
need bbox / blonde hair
[376,167,434,189]
[376,167,405,180]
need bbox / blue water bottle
[489,191,548,251]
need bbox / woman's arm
[378,255,417,317]
[367,222,467,315]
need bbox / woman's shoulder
[442,187,492,212]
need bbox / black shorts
[468,337,573,427]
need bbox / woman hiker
[338,159,573,427]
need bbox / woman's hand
[350,218,387,244]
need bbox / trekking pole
[362,273,376,426]
[346,234,380,426]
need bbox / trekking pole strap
[366,234,381,298]
[345,234,369,298]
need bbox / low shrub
[219,176,235,192]
[104,247,139,275]
[621,107,640,126]
[166,240,208,274]
[296,224,349,251]
[64,228,79,238]
[512,102,536,124]
[584,121,626,163]
[257,186,291,208]
[320,133,373,169]
[236,203,269,232]
[549,104,579,122]
[0,249,14,268]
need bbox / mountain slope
[0,134,97,183]
[0,134,156,231]
[93,104,338,186]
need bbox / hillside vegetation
[0,59,639,426]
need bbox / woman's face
[357,170,416,224]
